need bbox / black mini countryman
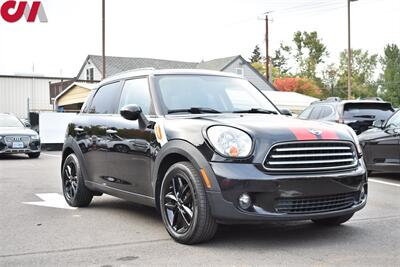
[61,69,367,244]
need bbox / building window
[86,68,94,81]
[235,68,244,76]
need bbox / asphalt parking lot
[0,152,399,267]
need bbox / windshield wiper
[353,115,376,119]
[168,107,221,114]
[233,108,278,115]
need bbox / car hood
[0,127,38,136]
[162,114,354,145]
[358,127,387,142]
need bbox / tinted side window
[89,82,121,114]
[119,78,151,115]
[299,106,313,119]
[309,106,322,120]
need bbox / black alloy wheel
[160,162,217,244]
[164,174,194,234]
[62,153,93,207]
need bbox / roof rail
[324,97,341,102]
[356,97,383,101]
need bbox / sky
[0,0,399,78]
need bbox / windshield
[343,103,394,121]
[386,111,400,128]
[0,114,24,127]
[154,75,278,114]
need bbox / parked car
[0,113,41,158]
[61,69,367,244]
[298,97,395,134]
[359,110,400,174]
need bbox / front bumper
[206,161,367,223]
[0,140,41,154]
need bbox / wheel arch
[153,140,220,211]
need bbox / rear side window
[119,78,151,115]
[309,106,322,120]
[343,103,394,121]
[298,106,313,119]
[319,106,334,119]
[89,82,121,114]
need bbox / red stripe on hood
[320,129,339,139]
[289,128,318,140]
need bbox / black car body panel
[62,69,367,223]
[0,114,41,155]
[359,110,400,173]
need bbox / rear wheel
[312,213,354,226]
[62,153,93,207]
[160,162,217,244]
[28,152,40,158]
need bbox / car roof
[98,68,244,87]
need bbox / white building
[0,74,73,118]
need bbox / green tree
[251,61,265,76]
[380,44,400,107]
[336,49,378,99]
[249,45,262,63]
[292,31,328,80]
[271,43,292,77]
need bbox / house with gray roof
[76,55,276,91]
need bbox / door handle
[106,129,118,134]
[74,127,84,132]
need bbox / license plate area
[12,142,24,149]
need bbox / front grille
[263,141,358,172]
[275,192,357,214]
[4,136,30,143]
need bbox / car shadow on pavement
[88,197,366,248]
[0,154,30,160]
[208,221,366,249]
[90,197,161,223]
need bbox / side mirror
[120,104,142,121]
[24,121,31,128]
[372,120,385,129]
[120,104,149,128]
[280,108,292,116]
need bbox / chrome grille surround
[4,136,31,147]
[263,141,358,172]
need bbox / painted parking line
[369,178,400,188]
[41,153,61,158]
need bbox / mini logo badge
[309,129,322,136]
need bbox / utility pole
[102,0,106,79]
[265,14,269,81]
[347,0,357,99]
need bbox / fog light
[359,186,366,201]
[238,193,252,210]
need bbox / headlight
[207,126,252,158]
[31,134,40,140]
[348,128,362,157]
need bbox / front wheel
[62,153,93,207]
[28,152,40,158]
[312,213,354,226]
[160,162,217,244]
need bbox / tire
[312,213,354,226]
[28,152,40,158]
[62,153,93,207]
[159,162,218,244]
